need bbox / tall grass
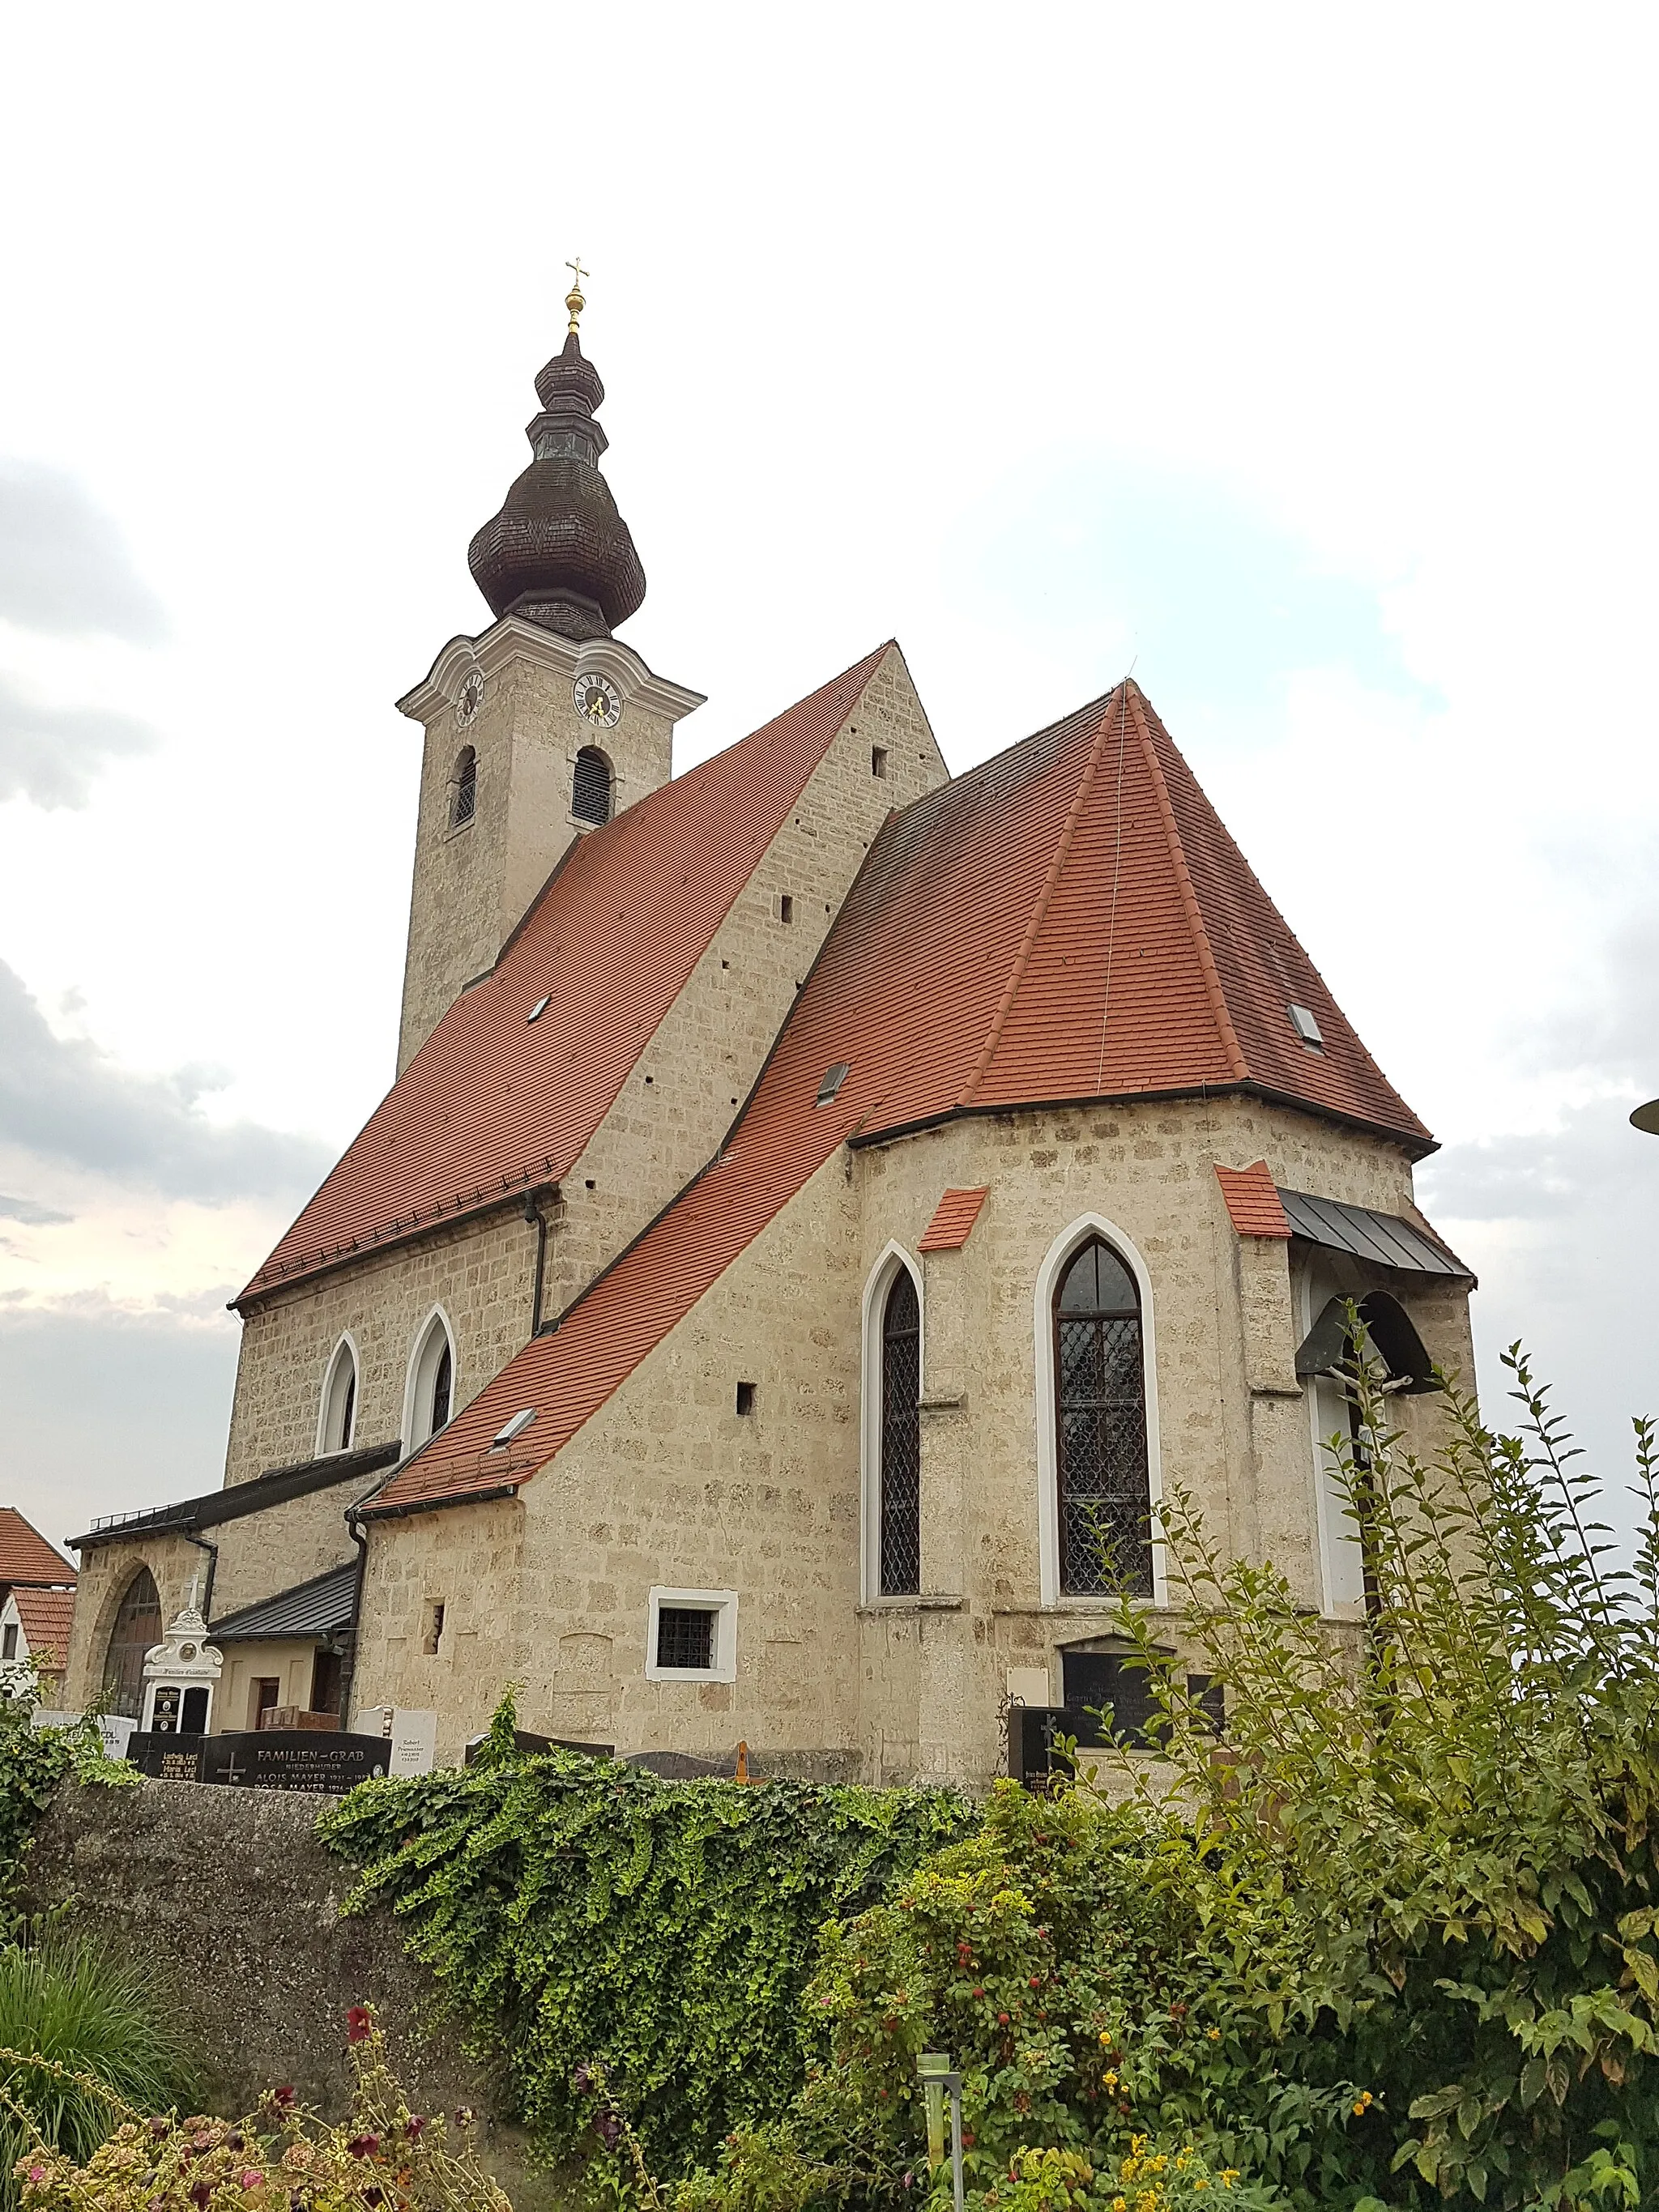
[0,1935,194,2204]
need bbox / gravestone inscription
[126,1731,391,1792]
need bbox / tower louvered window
[451,747,477,828]
[573,746,612,826]
[880,1268,922,1596]
[1054,1237,1152,1595]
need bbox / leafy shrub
[11,2005,505,2212]
[0,1935,194,2206]
[317,1703,975,2180]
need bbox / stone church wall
[350,1092,1473,1787]
[224,1203,538,1489]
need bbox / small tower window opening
[450,746,477,829]
[879,1268,922,1596]
[573,746,612,826]
[779,894,795,924]
[1054,1236,1152,1596]
[871,745,889,778]
[736,1380,756,1416]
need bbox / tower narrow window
[102,1567,163,1721]
[572,746,612,826]
[1054,1237,1151,1595]
[879,1268,922,1596]
[450,746,477,829]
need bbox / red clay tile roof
[0,1508,75,1588]
[11,1585,75,1665]
[1213,1161,1293,1238]
[240,646,894,1300]
[919,1188,990,1251]
[365,680,1431,1517]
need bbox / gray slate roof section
[209,1561,358,1643]
[1277,1187,1471,1279]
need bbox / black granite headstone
[126,1731,208,1781]
[198,1731,391,1792]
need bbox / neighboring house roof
[239,645,896,1303]
[919,1188,991,1252]
[0,1507,76,1588]
[69,1441,400,1552]
[11,1586,76,1664]
[210,1561,357,1643]
[365,680,1435,1519]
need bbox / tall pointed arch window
[572,746,612,827]
[406,1312,457,1449]
[450,747,477,829]
[103,1567,162,1720]
[879,1268,922,1595]
[1054,1237,1152,1595]
[318,1337,358,1455]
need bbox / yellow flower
[1207,2026,1221,2040]
[1222,2172,1239,2186]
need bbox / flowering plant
[6,2007,509,2212]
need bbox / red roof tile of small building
[1213,1161,1293,1238]
[919,1188,990,1251]
[0,1508,75,1588]
[365,680,1431,1518]
[11,1585,76,1665]
[241,646,894,1300]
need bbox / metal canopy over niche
[1277,1187,1471,1280]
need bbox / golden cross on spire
[565,256,589,334]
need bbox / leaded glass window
[1054,1237,1151,1595]
[879,1268,921,1596]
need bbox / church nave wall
[224,1202,539,1490]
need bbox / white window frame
[859,1241,925,1604]
[1033,1213,1165,1608]
[315,1332,360,1457]
[403,1306,458,1451]
[645,1588,739,1683]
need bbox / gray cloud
[0,668,156,808]
[0,461,166,644]
[0,1193,74,1226]
[0,960,333,1203]
[0,1294,240,1542]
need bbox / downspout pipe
[522,1184,556,1336]
[336,1518,371,1730]
[183,1534,219,1622]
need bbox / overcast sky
[2,4,1656,1564]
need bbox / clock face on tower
[454,669,484,731]
[573,672,621,729]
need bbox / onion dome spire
[467,262,647,641]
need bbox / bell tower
[394,271,704,1075]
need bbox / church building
[62,275,1474,1785]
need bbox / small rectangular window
[1,1625,16,1661]
[736,1380,756,1416]
[1288,1002,1324,1049]
[817,1061,850,1104]
[871,745,889,778]
[423,1601,446,1655]
[779,894,795,924]
[656,1605,714,1672]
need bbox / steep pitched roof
[10,1585,76,1663]
[1214,1161,1293,1238]
[365,680,1431,1517]
[240,645,894,1301]
[0,1508,75,1587]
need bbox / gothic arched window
[1054,1236,1151,1596]
[318,1336,358,1455]
[406,1312,457,1449]
[879,1268,922,1596]
[451,747,477,829]
[572,746,612,827]
[103,1566,163,1720]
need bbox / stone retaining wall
[21,1779,558,2209]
